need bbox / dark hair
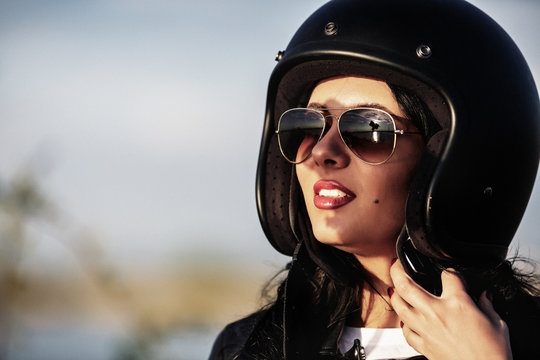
[389,83,441,141]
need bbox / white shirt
[339,327,422,360]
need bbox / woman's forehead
[308,76,405,117]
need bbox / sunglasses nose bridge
[310,113,351,161]
[318,113,339,140]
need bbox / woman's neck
[355,255,395,287]
[348,254,400,328]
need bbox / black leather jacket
[210,295,539,360]
[209,245,540,359]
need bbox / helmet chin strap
[396,225,444,296]
[288,165,302,246]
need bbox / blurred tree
[0,168,265,359]
[0,171,52,358]
[0,170,186,359]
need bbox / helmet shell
[256,0,540,262]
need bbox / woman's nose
[310,120,351,168]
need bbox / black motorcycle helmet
[256,0,539,277]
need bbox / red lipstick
[313,180,356,209]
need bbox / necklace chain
[365,279,394,312]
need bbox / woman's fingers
[390,258,436,309]
[478,291,499,322]
[400,322,424,355]
[389,281,417,326]
[389,259,436,337]
[478,290,510,337]
[439,268,468,298]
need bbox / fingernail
[390,258,397,265]
[387,287,394,298]
[400,321,404,328]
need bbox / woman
[210,0,540,359]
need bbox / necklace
[365,279,394,312]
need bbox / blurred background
[0,0,539,359]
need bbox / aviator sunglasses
[276,107,422,165]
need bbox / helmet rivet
[275,50,285,62]
[324,22,338,36]
[483,187,494,199]
[416,44,432,59]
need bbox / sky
[0,0,539,274]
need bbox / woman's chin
[314,232,397,258]
[314,234,367,254]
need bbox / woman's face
[295,76,424,258]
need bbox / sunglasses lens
[339,109,396,163]
[277,109,325,163]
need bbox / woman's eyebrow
[306,102,324,109]
[306,102,394,114]
[359,103,394,113]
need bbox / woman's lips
[313,180,356,209]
